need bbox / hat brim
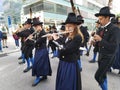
[33,22,43,26]
[61,22,80,25]
[95,13,115,17]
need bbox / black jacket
[17,27,35,46]
[99,23,119,54]
[35,29,47,49]
[56,34,82,62]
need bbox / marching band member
[94,6,119,90]
[52,13,84,90]
[77,15,90,56]
[31,18,52,86]
[110,17,120,74]
[16,18,34,73]
[89,20,101,63]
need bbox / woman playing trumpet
[51,13,84,90]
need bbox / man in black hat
[94,6,119,90]
[17,18,35,73]
[77,15,90,56]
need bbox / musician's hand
[28,34,33,40]
[93,34,102,41]
[52,33,59,40]
[91,31,95,36]
[47,36,53,40]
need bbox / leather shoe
[32,77,40,86]
[89,60,96,63]
[118,71,120,74]
[19,61,25,64]
[41,76,47,81]
[18,56,22,60]
[85,52,89,56]
[23,66,32,73]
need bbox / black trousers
[94,53,115,85]
[22,45,34,59]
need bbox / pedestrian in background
[0,29,3,52]
[1,26,8,48]
[12,32,20,48]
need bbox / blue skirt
[112,45,120,69]
[56,60,81,90]
[32,48,52,76]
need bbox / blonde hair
[69,25,84,43]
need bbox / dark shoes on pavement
[32,78,40,87]
[89,60,96,63]
[85,52,89,56]
[23,66,32,73]
[32,76,47,87]
[41,76,47,81]
[19,61,25,64]
[18,56,22,60]
[118,71,120,74]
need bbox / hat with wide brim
[51,25,56,29]
[95,6,115,17]
[32,18,43,26]
[24,18,32,24]
[62,13,80,25]
[95,20,100,24]
[77,15,84,24]
[60,25,65,31]
[111,17,120,24]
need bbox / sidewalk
[0,34,20,55]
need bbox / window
[44,2,55,13]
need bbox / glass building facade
[21,0,104,30]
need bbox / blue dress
[32,30,52,77]
[32,48,52,76]
[55,35,82,90]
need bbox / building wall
[21,0,108,30]
[0,12,5,25]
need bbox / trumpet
[41,30,73,38]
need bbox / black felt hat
[32,18,43,26]
[111,17,120,24]
[62,13,80,25]
[60,25,65,31]
[24,18,32,24]
[77,15,84,24]
[95,20,100,24]
[95,6,115,17]
[51,25,56,29]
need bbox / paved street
[0,35,120,90]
